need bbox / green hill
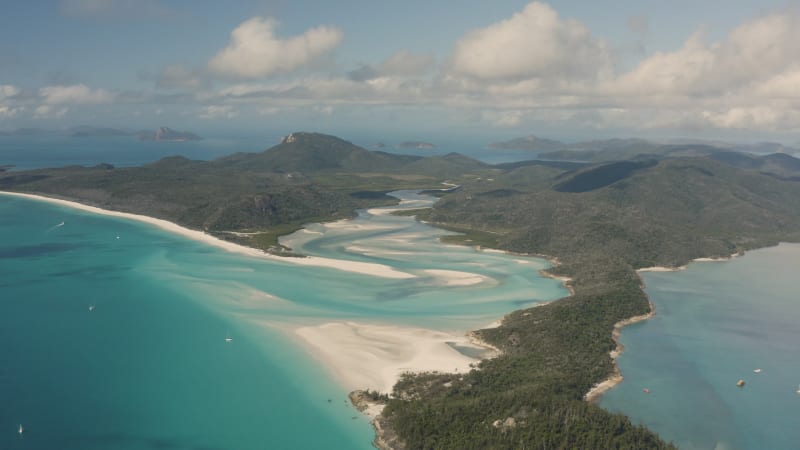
[215,132,420,173]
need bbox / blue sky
[1,0,800,142]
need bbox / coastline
[584,251,743,403]
[584,298,656,403]
[0,190,414,280]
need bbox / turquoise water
[601,244,800,450]
[0,191,567,449]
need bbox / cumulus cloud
[33,105,69,119]
[0,84,19,99]
[209,17,343,79]
[449,2,612,81]
[60,0,174,19]
[614,12,800,96]
[39,84,115,105]
[0,106,19,119]
[0,85,21,119]
[34,3,800,134]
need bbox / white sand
[637,265,687,272]
[0,191,413,279]
[295,321,492,393]
[423,269,490,286]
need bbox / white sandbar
[295,321,493,393]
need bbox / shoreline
[0,190,414,280]
[584,298,656,403]
[584,250,745,403]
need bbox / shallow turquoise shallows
[601,244,800,450]
[0,191,568,450]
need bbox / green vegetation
[4,132,800,448]
[380,155,800,449]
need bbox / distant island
[395,141,436,149]
[137,127,202,142]
[0,125,201,142]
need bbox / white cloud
[33,105,69,119]
[0,106,19,119]
[613,12,800,97]
[198,105,239,119]
[0,85,21,119]
[0,84,19,99]
[450,2,612,81]
[39,84,115,105]
[209,17,343,79]
[702,107,800,131]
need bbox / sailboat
[18,424,23,435]
[88,304,95,312]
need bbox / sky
[1,0,800,142]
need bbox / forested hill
[215,132,422,172]
[379,155,800,449]
[0,132,489,251]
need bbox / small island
[137,127,202,142]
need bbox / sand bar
[295,321,494,393]
[0,191,414,279]
[423,269,490,286]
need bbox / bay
[601,244,800,450]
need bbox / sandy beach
[0,191,414,279]
[295,321,496,393]
[585,299,656,403]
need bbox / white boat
[18,424,23,435]
[753,368,762,373]
[56,221,65,227]
[225,332,233,343]
[88,304,95,312]
[796,385,800,395]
